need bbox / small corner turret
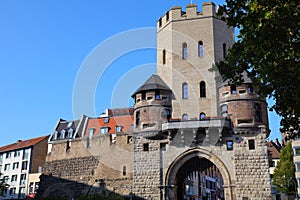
[131,75,172,133]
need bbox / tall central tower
[157,2,234,119]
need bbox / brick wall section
[133,136,162,199]
[233,132,272,200]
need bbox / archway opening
[175,157,224,200]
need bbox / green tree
[0,173,9,196]
[214,0,300,135]
[273,142,296,196]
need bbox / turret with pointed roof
[132,74,172,133]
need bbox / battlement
[157,2,217,29]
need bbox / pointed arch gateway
[165,148,233,200]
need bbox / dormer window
[116,126,122,133]
[61,130,66,139]
[67,129,74,138]
[100,127,109,134]
[53,131,59,140]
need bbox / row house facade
[0,136,48,199]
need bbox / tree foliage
[0,173,9,196]
[273,142,296,195]
[214,0,300,136]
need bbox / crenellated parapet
[157,2,217,30]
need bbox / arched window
[223,43,227,58]
[182,114,189,120]
[182,43,187,59]
[199,112,206,120]
[198,41,204,57]
[162,49,166,65]
[182,82,188,99]
[200,81,206,98]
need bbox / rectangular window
[23,149,29,160]
[295,162,300,172]
[13,162,19,170]
[9,187,16,195]
[136,111,140,127]
[35,182,39,193]
[29,182,34,194]
[20,174,26,185]
[116,126,122,133]
[123,166,126,176]
[226,141,233,150]
[155,91,160,100]
[294,148,300,156]
[21,161,28,170]
[231,85,237,94]
[0,154,2,164]
[11,175,17,182]
[104,117,109,124]
[100,127,109,134]
[3,176,9,183]
[4,164,10,171]
[14,150,21,157]
[143,143,149,151]
[160,143,167,151]
[6,152,12,159]
[127,136,133,144]
[248,139,255,150]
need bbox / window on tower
[162,49,166,65]
[182,43,187,59]
[135,111,140,127]
[200,81,206,97]
[223,43,227,58]
[182,82,188,99]
[230,85,237,94]
[198,41,204,57]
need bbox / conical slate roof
[132,74,171,97]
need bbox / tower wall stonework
[233,130,272,199]
[157,3,234,119]
[133,136,163,199]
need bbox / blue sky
[0,0,281,147]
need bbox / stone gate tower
[157,2,234,119]
[132,2,272,200]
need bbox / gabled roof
[0,135,49,153]
[132,74,171,97]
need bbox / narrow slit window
[182,82,188,99]
[182,43,187,59]
[198,41,204,57]
[162,49,166,65]
[223,43,227,58]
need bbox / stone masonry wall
[233,131,272,200]
[133,136,162,199]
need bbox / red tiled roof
[0,135,49,153]
[85,115,134,136]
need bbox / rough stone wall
[39,134,134,198]
[233,131,272,200]
[133,136,162,199]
